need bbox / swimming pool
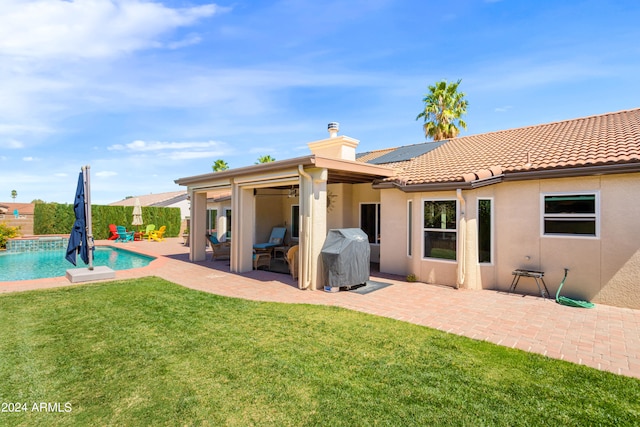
[0,246,155,281]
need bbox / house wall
[379,172,640,309]
[594,173,640,308]
[379,189,409,275]
[327,183,353,231]
[255,191,285,243]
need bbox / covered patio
[175,126,395,291]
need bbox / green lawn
[1,278,638,426]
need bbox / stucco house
[176,109,640,309]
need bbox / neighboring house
[0,202,35,235]
[176,109,640,309]
[110,191,190,220]
[110,191,190,233]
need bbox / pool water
[0,247,155,282]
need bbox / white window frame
[359,202,381,245]
[477,197,494,265]
[422,198,458,262]
[540,191,600,239]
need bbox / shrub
[406,273,418,282]
[0,222,21,249]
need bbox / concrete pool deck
[1,237,639,379]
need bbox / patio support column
[299,167,327,291]
[230,181,255,273]
[190,190,207,262]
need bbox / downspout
[298,165,312,290]
[456,189,466,288]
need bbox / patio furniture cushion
[253,227,287,250]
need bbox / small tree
[416,79,468,141]
[255,155,276,164]
[11,190,17,201]
[0,222,21,249]
[212,159,229,172]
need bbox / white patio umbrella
[132,198,144,230]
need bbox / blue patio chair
[253,227,286,252]
[116,226,134,242]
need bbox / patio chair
[116,226,134,242]
[253,250,271,270]
[142,224,156,240]
[149,225,166,242]
[108,224,119,240]
[253,227,287,252]
[285,245,299,280]
[207,234,230,260]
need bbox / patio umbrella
[132,197,143,229]
[66,170,89,266]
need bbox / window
[225,209,232,240]
[423,200,457,260]
[478,199,492,263]
[407,201,413,256]
[543,193,598,236]
[291,204,300,239]
[207,209,217,231]
[360,203,381,244]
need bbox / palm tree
[255,155,276,164]
[212,159,229,172]
[11,190,17,201]
[416,79,468,141]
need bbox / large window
[478,199,492,263]
[423,200,457,260]
[360,203,381,244]
[291,204,300,239]
[542,193,598,237]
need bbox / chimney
[328,122,339,138]
[308,122,359,161]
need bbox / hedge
[33,203,181,240]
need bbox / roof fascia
[373,180,472,192]
[312,156,395,177]
[175,155,316,186]
[503,163,640,181]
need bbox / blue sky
[1,0,639,204]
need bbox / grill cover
[321,228,370,288]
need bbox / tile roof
[0,203,34,215]
[366,108,640,185]
[109,191,186,207]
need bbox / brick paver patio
[2,238,639,379]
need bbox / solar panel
[367,141,447,164]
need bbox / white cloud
[108,139,226,152]
[0,0,221,60]
[168,34,203,50]
[95,171,118,178]
[2,139,24,149]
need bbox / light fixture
[288,187,298,198]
